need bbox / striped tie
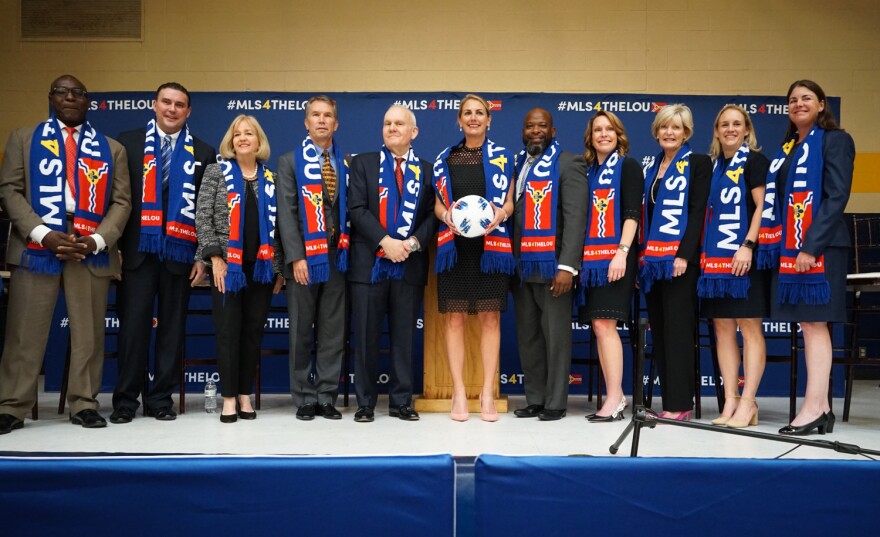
[161,135,172,188]
[322,149,336,203]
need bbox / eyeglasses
[50,87,87,98]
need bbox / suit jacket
[0,123,131,276]
[512,150,589,284]
[116,127,216,275]
[347,151,437,286]
[276,146,345,280]
[799,129,855,256]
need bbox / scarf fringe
[335,248,349,274]
[84,253,110,269]
[21,251,62,275]
[639,260,674,294]
[519,260,557,281]
[697,276,750,299]
[778,281,831,305]
[756,248,779,270]
[308,263,329,285]
[254,259,274,284]
[581,267,611,288]
[224,272,247,294]
[481,251,516,275]
[370,258,405,283]
[435,248,458,274]
[139,234,164,255]
[163,240,197,265]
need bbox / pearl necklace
[242,164,258,181]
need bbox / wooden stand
[414,246,508,414]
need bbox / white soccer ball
[450,195,495,238]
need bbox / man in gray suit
[276,95,347,421]
[511,108,587,421]
[0,74,131,434]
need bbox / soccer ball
[450,195,495,238]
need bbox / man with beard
[511,108,587,421]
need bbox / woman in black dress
[433,94,514,422]
[767,81,854,436]
[578,111,643,422]
[699,105,769,429]
[641,104,711,421]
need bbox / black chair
[841,214,880,421]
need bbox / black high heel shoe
[779,411,834,436]
[587,397,627,423]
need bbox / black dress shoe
[70,409,107,428]
[390,405,420,421]
[587,412,625,423]
[145,407,177,421]
[354,406,374,423]
[538,408,567,421]
[779,411,834,436]
[514,404,544,418]
[296,403,316,421]
[237,410,257,420]
[319,403,342,420]
[109,407,135,424]
[0,413,24,435]
[220,413,238,423]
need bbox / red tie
[65,126,77,195]
[395,157,405,194]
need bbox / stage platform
[2,380,879,536]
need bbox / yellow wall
[1,0,878,210]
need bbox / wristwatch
[742,239,758,250]
[618,244,630,254]
[407,237,419,252]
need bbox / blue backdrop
[38,91,845,398]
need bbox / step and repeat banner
[40,91,845,397]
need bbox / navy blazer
[346,151,436,286]
[116,127,216,274]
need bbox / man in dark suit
[110,83,216,423]
[347,105,436,422]
[0,75,131,434]
[511,108,588,421]
[276,95,348,421]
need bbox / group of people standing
[0,76,853,439]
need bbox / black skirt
[770,246,849,323]
[700,268,771,319]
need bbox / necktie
[322,150,337,203]
[161,135,172,188]
[64,126,77,196]
[516,157,534,201]
[395,157,405,195]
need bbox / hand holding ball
[450,195,495,238]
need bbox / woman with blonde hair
[196,114,282,423]
[699,105,770,429]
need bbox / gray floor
[2,378,879,460]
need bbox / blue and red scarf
[582,150,624,287]
[433,138,515,275]
[757,126,829,304]
[294,136,349,284]
[218,158,276,294]
[698,143,752,299]
[372,146,424,283]
[138,119,198,264]
[515,139,561,280]
[639,144,693,293]
[25,115,112,274]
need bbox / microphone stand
[609,318,880,459]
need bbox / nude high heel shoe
[711,394,740,426]
[725,397,758,429]
[479,394,499,422]
[450,394,469,422]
